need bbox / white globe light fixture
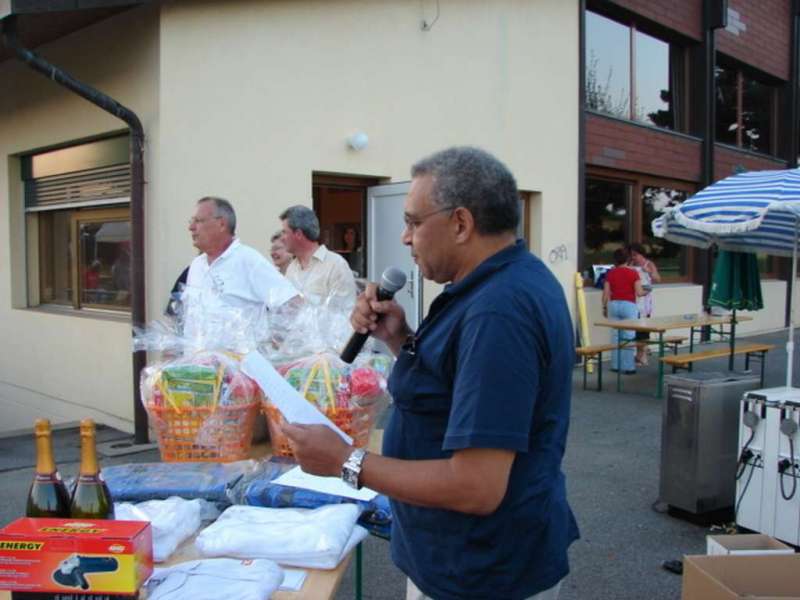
[346,131,369,151]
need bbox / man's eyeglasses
[403,206,455,232]
[188,216,222,226]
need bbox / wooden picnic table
[595,313,753,398]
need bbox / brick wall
[606,0,702,40]
[586,113,702,182]
[714,144,788,180]
[717,0,791,80]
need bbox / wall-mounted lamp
[346,131,369,151]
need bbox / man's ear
[452,207,475,243]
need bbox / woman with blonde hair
[269,231,292,275]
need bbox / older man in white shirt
[183,196,298,344]
[280,205,357,307]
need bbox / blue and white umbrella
[652,168,800,388]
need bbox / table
[595,313,752,398]
[0,430,386,600]
[0,557,351,600]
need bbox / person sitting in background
[627,243,661,366]
[269,231,292,275]
[82,259,102,304]
[602,247,646,374]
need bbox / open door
[367,182,422,330]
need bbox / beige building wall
[0,0,579,433]
[155,0,581,317]
[0,6,160,434]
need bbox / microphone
[341,266,407,363]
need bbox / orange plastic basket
[263,400,378,457]
[148,402,259,462]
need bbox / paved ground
[1,327,797,599]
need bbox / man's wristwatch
[341,448,367,489]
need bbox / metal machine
[660,372,760,514]
[736,387,800,544]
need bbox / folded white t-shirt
[146,558,283,600]
[115,497,210,562]
[195,504,365,569]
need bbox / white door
[367,182,422,329]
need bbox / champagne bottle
[69,419,114,519]
[25,419,70,518]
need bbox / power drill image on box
[52,554,119,590]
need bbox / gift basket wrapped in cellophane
[135,289,268,462]
[260,296,394,457]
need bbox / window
[641,186,688,278]
[24,136,131,312]
[715,61,778,155]
[585,11,682,130]
[583,172,693,281]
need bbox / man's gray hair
[411,146,520,235]
[280,205,320,241]
[198,196,236,235]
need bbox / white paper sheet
[278,569,308,591]
[273,465,378,502]
[242,352,352,444]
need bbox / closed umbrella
[652,168,800,388]
[709,250,763,312]
[708,250,763,370]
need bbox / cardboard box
[682,554,800,600]
[707,534,795,556]
[0,518,152,596]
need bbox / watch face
[343,466,359,488]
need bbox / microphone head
[381,267,407,294]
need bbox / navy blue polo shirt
[384,240,579,600]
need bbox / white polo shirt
[183,239,298,344]
[285,244,357,306]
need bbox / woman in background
[602,247,646,374]
[341,226,364,276]
[627,243,661,366]
[270,231,292,275]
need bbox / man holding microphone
[283,147,578,600]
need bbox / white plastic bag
[195,504,364,569]
[145,558,283,600]
[115,497,208,562]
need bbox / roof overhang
[1,0,152,62]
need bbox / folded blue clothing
[104,457,393,539]
[104,460,271,504]
[242,469,392,540]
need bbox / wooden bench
[578,336,687,391]
[576,344,620,391]
[660,335,686,354]
[661,343,775,386]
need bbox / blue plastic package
[104,460,263,504]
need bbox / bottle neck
[78,433,99,477]
[34,433,57,475]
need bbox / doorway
[312,174,383,278]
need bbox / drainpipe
[2,15,148,444]
[786,0,800,328]
[700,0,726,340]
